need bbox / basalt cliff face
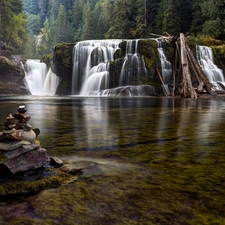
[0,42,29,95]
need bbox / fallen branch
[156,68,170,96]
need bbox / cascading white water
[119,40,147,86]
[156,39,173,85]
[72,39,151,96]
[196,45,225,90]
[23,60,60,95]
[72,40,121,95]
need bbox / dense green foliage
[0,0,225,57]
[0,0,28,53]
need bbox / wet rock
[0,56,29,95]
[60,164,82,174]
[1,147,49,175]
[1,143,40,159]
[50,157,64,167]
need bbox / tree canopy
[0,0,225,57]
[0,0,28,53]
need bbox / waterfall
[119,40,147,87]
[72,39,151,96]
[72,40,121,95]
[196,45,225,90]
[23,60,60,95]
[156,39,173,85]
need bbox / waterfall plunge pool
[0,96,225,224]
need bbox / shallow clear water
[0,96,225,224]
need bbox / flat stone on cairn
[0,106,49,175]
[0,143,49,175]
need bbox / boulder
[51,43,75,95]
[0,56,29,95]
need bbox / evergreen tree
[0,0,28,53]
[130,0,148,38]
[147,0,161,34]
[160,0,181,36]
[72,0,85,41]
[22,0,39,15]
[105,0,133,39]
[38,0,49,23]
[81,2,96,40]
[5,13,28,52]
[180,0,193,33]
[26,14,41,35]
[201,0,225,40]
[93,1,109,39]
[191,0,205,35]
[56,4,72,42]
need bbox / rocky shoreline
[0,106,82,196]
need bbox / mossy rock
[0,165,81,196]
[40,54,52,68]
[53,42,75,69]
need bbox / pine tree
[81,2,96,40]
[0,0,28,52]
[161,0,181,36]
[22,0,39,15]
[93,1,109,39]
[201,0,225,40]
[72,0,85,41]
[5,13,28,52]
[56,4,68,42]
[105,0,133,39]
[38,0,49,23]
[130,0,147,38]
[146,0,161,34]
[191,0,205,35]
[180,0,193,33]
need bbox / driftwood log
[180,33,198,98]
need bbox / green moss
[40,54,52,67]
[0,168,79,196]
[144,57,155,68]
[54,43,75,68]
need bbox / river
[0,96,225,224]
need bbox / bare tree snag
[180,33,198,99]
[186,50,201,85]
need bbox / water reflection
[0,96,225,224]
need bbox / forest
[0,0,225,58]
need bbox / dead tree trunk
[180,33,198,98]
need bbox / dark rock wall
[51,43,75,95]
[0,56,29,95]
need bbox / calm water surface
[0,96,225,225]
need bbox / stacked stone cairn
[0,106,51,175]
